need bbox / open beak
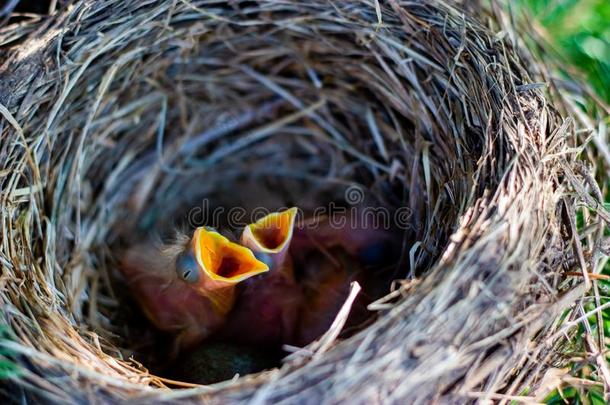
[192,227,269,284]
[188,227,269,315]
[241,207,298,254]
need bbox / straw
[0,0,607,403]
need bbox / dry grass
[0,0,607,403]
[481,1,610,402]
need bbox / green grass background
[520,0,609,103]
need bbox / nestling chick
[291,214,396,266]
[291,214,398,345]
[292,249,354,346]
[218,208,303,346]
[120,227,269,353]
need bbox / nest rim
[0,0,605,403]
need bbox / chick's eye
[175,251,200,284]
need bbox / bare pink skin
[291,214,395,262]
[290,215,395,345]
[120,245,227,353]
[218,255,302,346]
[217,209,303,346]
[294,255,352,346]
[221,213,395,347]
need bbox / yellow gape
[193,228,269,282]
[241,207,298,254]
[191,227,269,314]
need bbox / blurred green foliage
[544,385,606,404]
[519,0,610,102]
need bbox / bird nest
[0,0,607,403]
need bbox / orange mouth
[241,207,298,253]
[192,227,269,283]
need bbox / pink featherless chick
[120,227,269,354]
[290,213,398,346]
[218,207,303,346]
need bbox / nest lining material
[0,0,606,403]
